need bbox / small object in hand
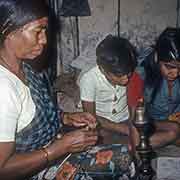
[85,125,90,131]
[86,122,98,131]
[95,150,113,165]
[56,161,77,180]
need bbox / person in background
[0,0,97,179]
[141,27,180,145]
[79,34,179,148]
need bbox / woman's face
[7,17,48,60]
[160,61,180,81]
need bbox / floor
[153,145,180,180]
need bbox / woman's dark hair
[142,27,180,104]
[0,0,48,45]
[96,34,137,75]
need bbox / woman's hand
[47,128,98,161]
[61,128,98,153]
[63,112,97,129]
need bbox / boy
[79,35,143,145]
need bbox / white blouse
[0,65,35,142]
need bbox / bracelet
[41,148,49,164]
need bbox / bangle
[41,148,49,164]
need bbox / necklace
[0,54,27,85]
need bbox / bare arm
[82,100,129,135]
[0,128,97,179]
[0,142,51,179]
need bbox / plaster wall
[58,0,177,73]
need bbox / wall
[58,0,177,73]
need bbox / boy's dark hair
[96,35,137,75]
[0,0,48,45]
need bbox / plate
[66,144,136,179]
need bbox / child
[140,27,180,146]
[79,35,143,145]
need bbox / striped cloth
[15,64,62,152]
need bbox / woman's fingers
[71,129,98,144]
[64,129,98,152]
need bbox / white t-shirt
[0,65,35,142]
[79,65,129,123]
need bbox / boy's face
[101,67,132,86]
[160,61,180,81]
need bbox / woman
[0,0,97,179]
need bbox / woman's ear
[4,33,15,48]
[5,31,15,42]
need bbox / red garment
[127,72,144,108]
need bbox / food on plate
[56,161,77,180]
[96,150,113,165]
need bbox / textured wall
[59,0,177,73]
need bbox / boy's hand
[128,126,139,151]
[63,112,97,129]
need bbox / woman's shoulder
[0,66,22,87]
[0,70,23,100]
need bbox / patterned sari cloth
[15,64,62,179]
[16,64,62,152]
